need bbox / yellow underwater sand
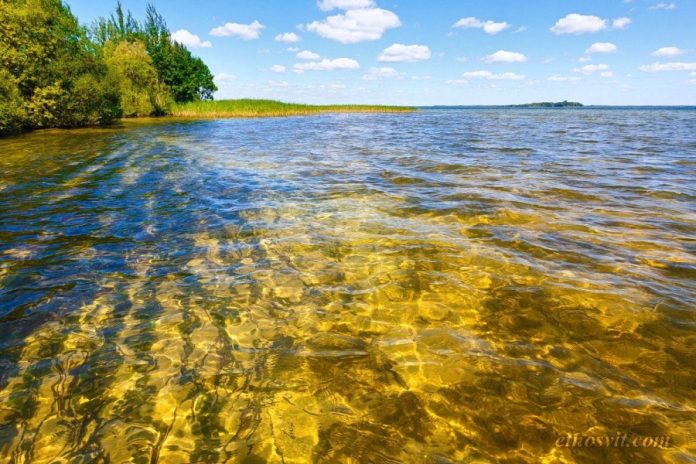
[0,110,694,463]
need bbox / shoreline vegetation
[0,0,412,137]
[1,0,216,137]
[1,1,582,138]
[0,0,587,137]
[171,99,416,118]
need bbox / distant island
[512,101,583,108]
[423,101,584,110]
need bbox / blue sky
[67,0,696,105]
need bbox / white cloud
[378,44,431,62]
[445,79,469,85]
[652,46,685,57]
[322,82,347,89]
[363,67,398,80]
[214,73,237,84]
[548,75,581,82]
[489,72,526,80]
[463,70,525,80]
[318,0,374,10]
[613,17,631,29]
[550,14,607,35]
[275,32,300,43]
[453,17,482,29]
[575,63,610,74]
[270,65,286,73]
[586,42,618,54]
[171,29,212,48]
[293,57,360,72]
[269,80,290,88]
[600,71,615,78]
[213,73,236,97]
[639,62,696,72]
[579,56,592,62]
[482,22,510,35]
[463,70,493,78]
[210,20,265,40]
[287,47,300,52]
[452,17,510,35]
[307,8,400,43]
[297,50,321,60]
[484,50,527,64]
[650,3,676,10]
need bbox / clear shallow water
[0,110,695,463]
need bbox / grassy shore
[171,99,416,118]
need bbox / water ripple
[0,109,694,463]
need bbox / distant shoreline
[421,105,696,109]
[4,102,696,139]
[170,100,696,119]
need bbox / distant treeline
[512,101,583,108]
[423,101,584,110]
[0,0,216,136]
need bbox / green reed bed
[171,99,416,118]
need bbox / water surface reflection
[0,110,695,463]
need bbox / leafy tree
[152,42,217,102]
[0,0,121,134]
[105,40,170,116]
[91,1,141,46]
[95,3,217,103]
[141,5,216,102]
[0,0,217,136]
[0,69,26,135]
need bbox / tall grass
[171,99,415,118]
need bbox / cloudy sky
[68,0,696,105]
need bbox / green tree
[0,0,218,136]
[95,3,217,103]
[0,0,121,134]
[91,1,141,46]
[142,5,217,102]
[0,69,26,135]
[105,40,170,116]
[153,42,217,102]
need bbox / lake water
[0,109,694,463]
